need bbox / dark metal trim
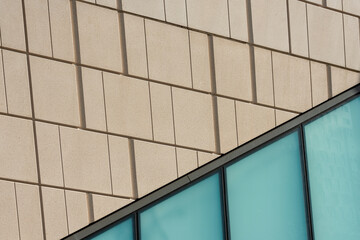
[62,84,360,240]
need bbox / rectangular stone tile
[187,0,229,36]
[172,88,216,151]
[306,0,322,4]
[272,52,312,112]
[77,2,122,72]
[30,56,80,126]
[311,61,328,106]
[82,67,107,131]
[24,0,52,56]
[65,190,89,234]
[0,50,6,113]
[307,4,345,66]
[104,73,152,139]
[15,183,44,240]
[0,115,37,182]
[288,0,308,57]
[0,0,26,50]
[275,110,298,126]
[343,0,360,16]
[48,0,75,61]
[236,101,275,145]
[189,31,211,92]
[213,37,252,101]
[176,147,198,176]
[60,127,112,194]
[124,14,148,78]
[36,122,63,187]
[122,0,165,20]
[0,181,19,240]
[217,97,238,153]
[97,0,117,8]
[134,141,177,197]
[145,20,192,87]
[150,83,175,143]
[108,135,133,197]
[41,187,68,240]
[254,47,274,106]
[198,151,219,166]
[327,0,342,10]
[344,15,360,71]
[228,0,248,41]
[331,67,360,96]
[2,50,32,117]
[251,0,289,52]
[93,195,132,221]
[164,0,187,26]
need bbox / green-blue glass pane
[226,131,308,240]
[305,96,360,240]
[140,173,224,240]
[85,217,134,240]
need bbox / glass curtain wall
[80,94,360,240]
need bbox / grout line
[226,0,232,37]
[233,100,239,146]
[208,35,216,94]
[117,0,123,11]
[70,0,86,129]
[106,135,114,195]
[0,26,2,45]
[46,0,54,58]
[187,30,194,88]
[341,9,347,68]
[162,0,167,21]
[128,139,139,199]
[270,51,277,108]
[305,3,311,58]
[170,86,177,145]
[20,0,47,238]
[63,189,70,235]
[118,12,128,74]
[245,0,254,44]
[101,72,109,132]
[143,19,150,78]
[14,183,22,240]
[148,82,155,141]
[0,49,9,113]
[212,95,221,154]
[174,147,179,178]
[322,0,327,7]
[249,45,257,102]
[286,0,292,53]
[184,0,189,26]
[326,64,333,97]
[309,61,314,107]
[86,193,95,223]
[58,126,66,188]
[196,151,199,167]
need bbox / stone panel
[65,190,89,234]
[344,15,360,70]
[343,0,360,16]
[122,0,165,20]
[228,0,248,41]
[275,110,298,126]
[0,51,6,113]
[0,181,19,240]
[217,97,237,153]
[165,0,187,26]
[331,67,360,96]
[254,47,274,106]
[93,195,132,221]
[310,61,328,106]
[176,148,198,176]
[288,0,308,57]
[198,151,218,166]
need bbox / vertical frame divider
[299,125,314,240]
[134,212,140,240]
[220,167,230,240]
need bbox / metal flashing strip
[62,83,360,240]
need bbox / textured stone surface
[307,4,345,66]
[310,61,328,106]
[217,97,238,153]
[228,0,248,41]
[275,110,298,126]
[134,141,177,197]
[30,56,79,126]
[0,116,37,182]
[65,190,88,234]
[213,37,252,101]
[343,0,360,16]
[187,0,229,36]
[0,51,6,113]
[251,0,289,52]
[288,0,308,57]
[150,82,175,143]
[0,181,19,240]
[104,73,152,139]
[36,122,63,187]
[77,2,122,71]
[254,47,274,106]
[172,88,215,151]
[97,0,117,8]
[272,52,312,112]
[236,101,275,145]
[42,187,68,240]
[327,0,342,10]
[93,195,132,221]
[165,0,187,26]
[176,147,198,176]
[344,15,360,71]
[331,67,360,96]
[145,20,192,87]
[122,0,165,20]
[61,127,112,194]
[198,151,218,166]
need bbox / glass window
[85,216,134,240]
[304,96,360,240]
[226,131,309,240]
[139,173,224,240]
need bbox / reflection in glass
[85,216,134,240]
[305,96,360,240]
[226,131,308,240]
[140,173,224,240]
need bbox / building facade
[0,0,359,239]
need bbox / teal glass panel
[85,217,134,240]
[304,96,360,240]
[226,131,308,240]
[140,173,224,240]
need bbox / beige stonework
[310,61,329,106]
[164,0,187,26]
[122,0,165,20]
[331,67,360,96]
[93,194,132,221]
[275,110,298,126]
[0,181,19,240]
[176,147,198,176]
[65,190,89,234]
[344,15,360,71]
[217,97,238,153]
[228,0,248,42]
[254,47,274,106]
